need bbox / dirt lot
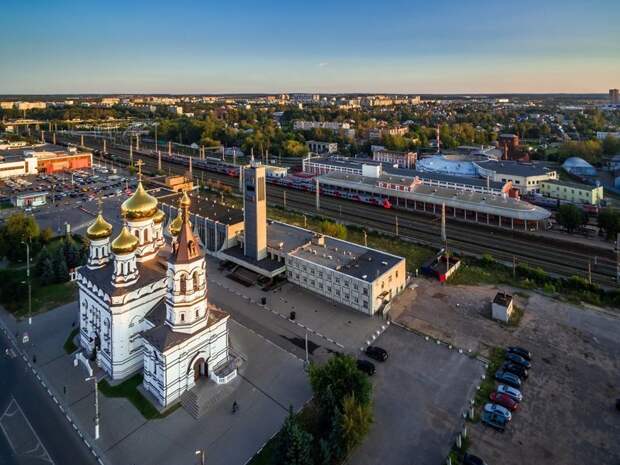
[390,280,620,465]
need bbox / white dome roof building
[562,157,597,177]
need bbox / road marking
[0,397,55,464]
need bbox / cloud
[318,62,329,68]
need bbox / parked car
[356,359,375,376]
[502,361,529,379]
[481,410,507,431]
[507,346,532,361]
[365,346,388,362]
[484,403,512,421]
[490,392,519,411]
[463,453,488,465]
[497,384,523,402]
[506,353,532,369]
[495,370,522,389]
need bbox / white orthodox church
[76,176,236,409]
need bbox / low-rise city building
[306,140,338,154]
[540,180,604,205]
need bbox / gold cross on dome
[136,159,144,181]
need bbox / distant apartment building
[361,95,420,107]
[293,120,355,138]
[0,102,14,110]
[306,140,338,154]
[596,131,620,140]
[168,105,184,115]
[100,97,120,107]
[368,126,409,141]
[610,88,619,105]
[540,180,604,205]
[372,148,417,169]
[290,94,320,104]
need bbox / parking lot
[0,165,135,211]
[392,280,620,465]
[349,324,484,465]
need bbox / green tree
[274,407,313,465]
[0,212,40,263]
[62,237,86,270]
[556,204,586,233]
[35,246,56,285]
[320,220,347,240]
[309,355,372,410]
[282,139,307,157]
[51,247,69,283]
[602,135,620,156]
[598,209,620,240]
[341,394,373,452]
[40,227,54,244]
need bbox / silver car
[484,403,512,421]
[497,384,523,403]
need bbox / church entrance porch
[193,358,208,381]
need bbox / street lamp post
[21,241,32,325]
[85,376,100,440]
[195,449,205,465]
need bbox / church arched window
[192,272,199,291]
[179,275,187,294]
[144,228,149,242]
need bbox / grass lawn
[0,268,77,318]
[99,374,179,420]
[473,347,506,420]
[63,328,79,354]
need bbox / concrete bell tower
[243,162,267,261]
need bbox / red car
[490,392,519,411]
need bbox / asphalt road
[0,332,98,465]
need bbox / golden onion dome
[121,182,158,220]
[180,190,191,208]
[153,209,166,224]
[168,210,184,237]
[86,213,113,240]
[111,226,139,255]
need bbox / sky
[1,0,619,94]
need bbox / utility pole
[315,178,320,211]
[158,150,162,172]
[195,449,205,465]
[136,134,140,151]
[80,134,84,147]
[283,191,287,208]
[395,216,399,236]
[22,241,31,325]
[52,132,56,145]
[363,230,367,247]
[587,260,592,285]
[303,215,307,228]
[129,137,134,166]
[189,155,193,177]
[512,256,516,279]
[238,167,243,192]
[103,138,106,154]
[304,330,309,367]
[168,141,172,157]
[85,376,100,440]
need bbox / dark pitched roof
[141,304,229,352]
[78,252,167,297]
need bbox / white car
[484,403,512,421]
[497,384,523,403]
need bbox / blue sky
[1,0,618,94]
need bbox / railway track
[54,133,619,287]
